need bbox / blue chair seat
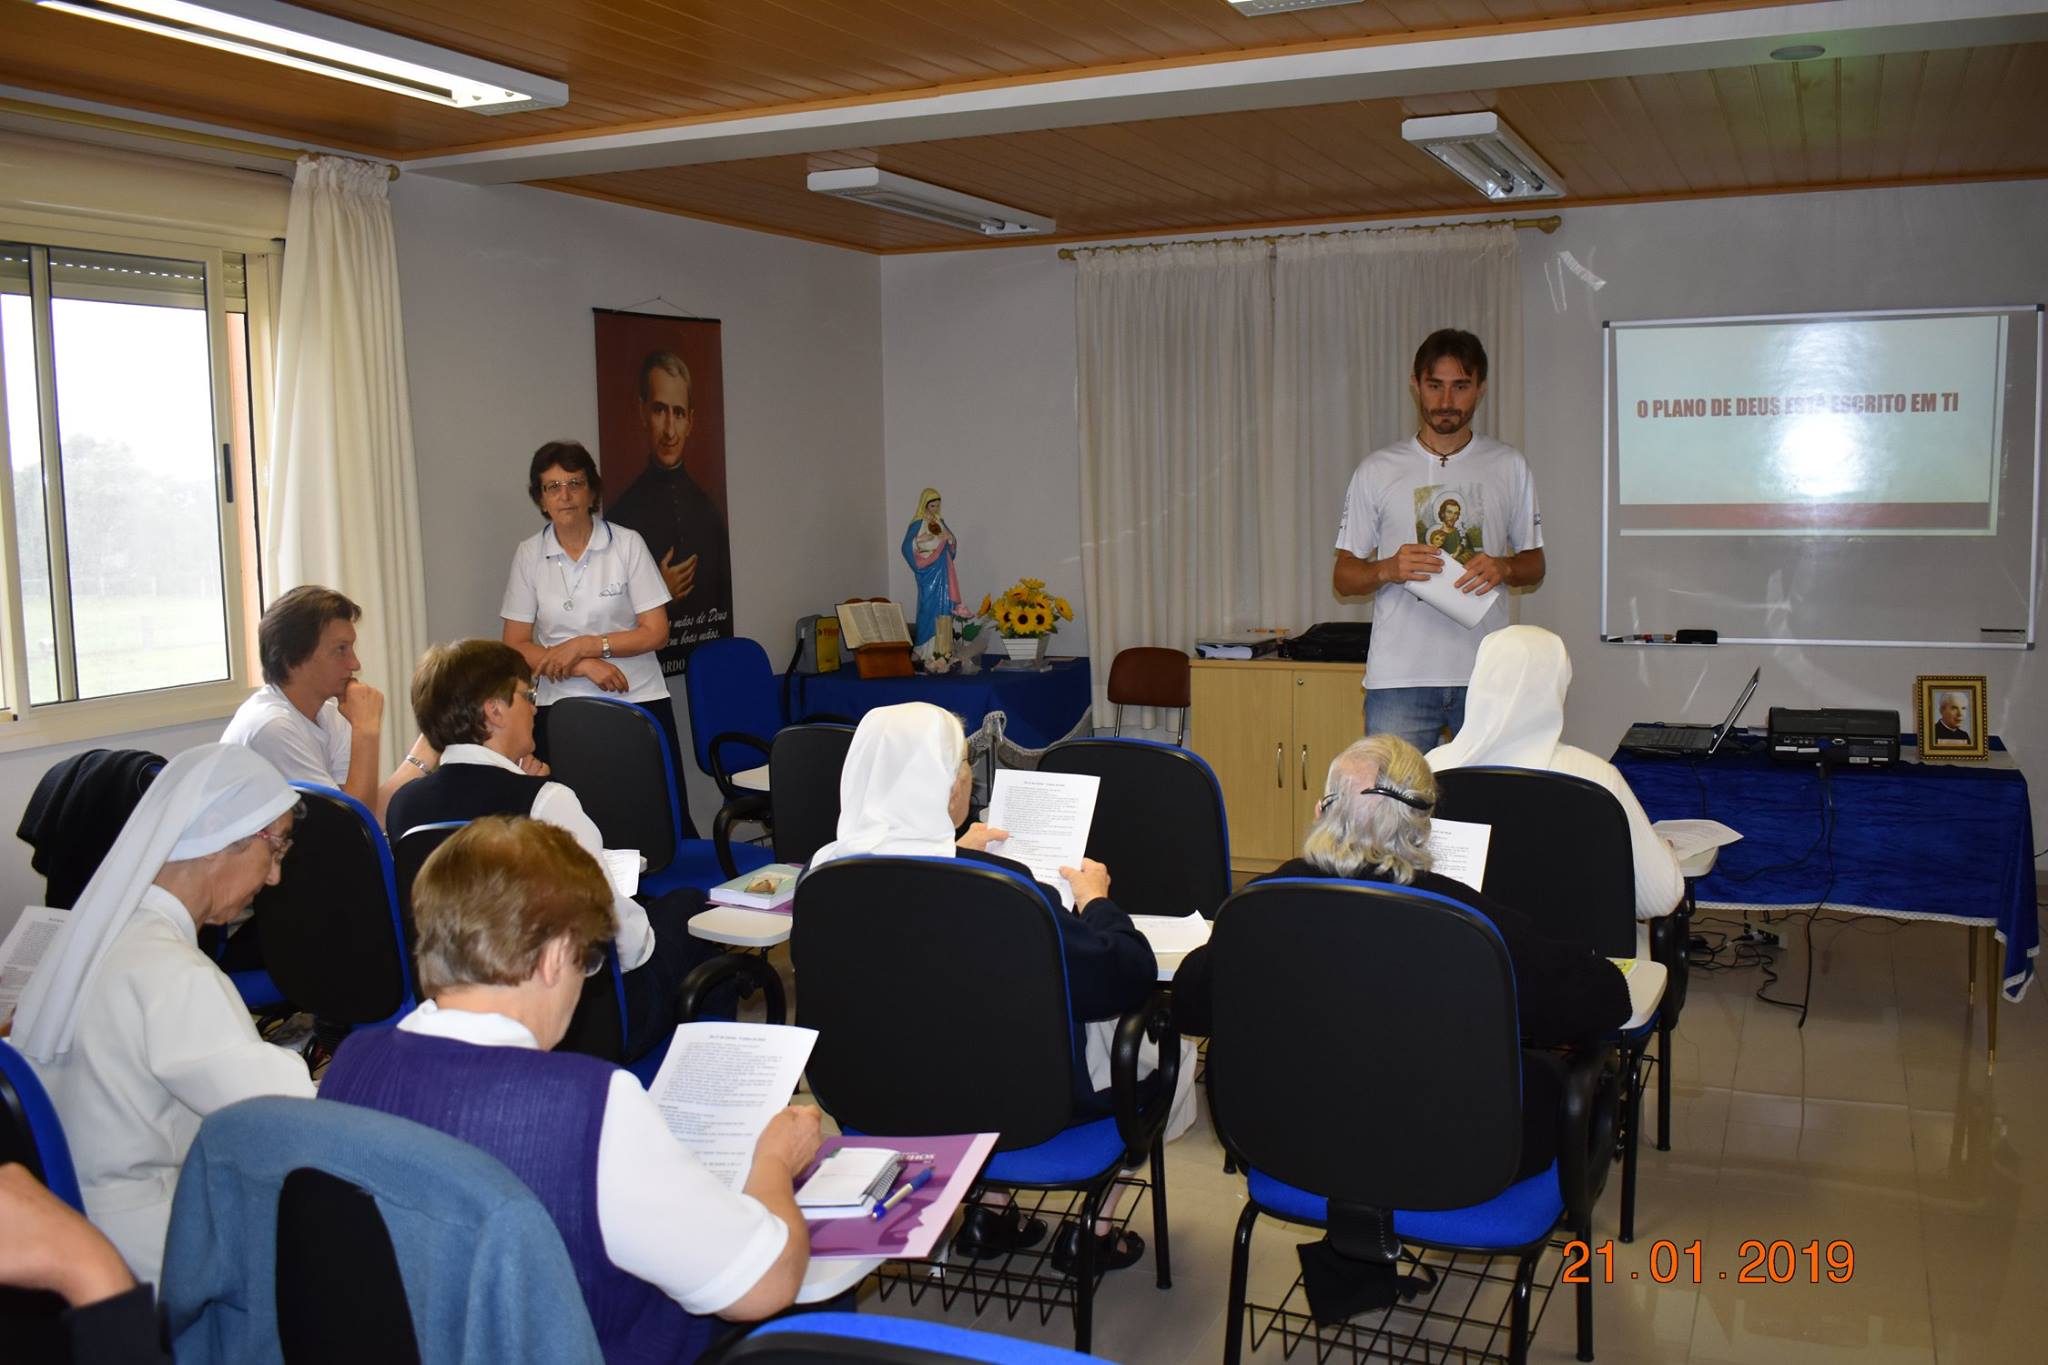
[983,1116,1128,1187]
[1247,1161,1565,1251]
[0,1038,84,1211]
[642,838,776,898]
[745,1311,1100,1362]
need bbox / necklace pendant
[563,598,575,610]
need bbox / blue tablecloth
[1614,733,2037,1001]
[795,657,1093,751]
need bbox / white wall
[880,180,2048,858]
[390,177,887,822]
[881,245,1084,643]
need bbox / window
[0,224,267,747]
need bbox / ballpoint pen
[871,1164,935,1218]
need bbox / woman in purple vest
[321,817,820,1364]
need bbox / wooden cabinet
[1188,659,1366,873]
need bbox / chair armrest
[708,732,774,797]
[677,951,787,1026]
[712,794,773,879]
[1548,1042,1619,1228]
[1110,989,1181,1161]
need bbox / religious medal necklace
[553,528,595,610]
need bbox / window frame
[0,211,275,753]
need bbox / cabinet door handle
[1299,744,1308,790]
[1274,742,1283,788]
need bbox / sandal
[1050,1220,1145,1275]
[950,1202,1048,1261]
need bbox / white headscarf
[12,744,296,1062]
[1426,625,1572,772]
[808,703,964,869]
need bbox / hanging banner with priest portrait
[592,308,734,671]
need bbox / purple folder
[801,1132,998,1260]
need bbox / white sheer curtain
[1076,243,1274,724]
[1076,225,1522,725]
[265,155,427,768]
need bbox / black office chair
[252,785,416,1031]
[1209,880,1617,1365]
[163,1097,602,1365]
[1039,737,1232,919]
[792,856,1179,1354]
[1432,766,1663,1241]
[767,722,856,864]
[547,696,776,888]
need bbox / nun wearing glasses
[12,745,316,1286]
[1171,735,1629,1174]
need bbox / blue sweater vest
[321,1028,717,1365]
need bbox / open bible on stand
[836,598,914,678]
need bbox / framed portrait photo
[1915,675,1988,761]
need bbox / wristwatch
[601,635,612,659]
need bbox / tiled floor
[815,904,2046,1363]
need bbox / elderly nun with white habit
[12,744,317,1286]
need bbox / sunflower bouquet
[976,577,1075,639]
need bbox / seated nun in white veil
[1425,625,1683,955]
[12,744,317,1287]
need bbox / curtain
[1076,243,1274,725]
[265,156,427,769]
[1076,225,1522,725]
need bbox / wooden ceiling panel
[537,44,2048,252]
[0,0,1800,156]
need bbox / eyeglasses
[518,687,538,706]
[581,941,609,978]
[542,477,588,495]
[252,800,307,863]
[1316,785,1436,815]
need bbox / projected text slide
[1613,314,2004,534]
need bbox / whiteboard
[1601,305,2041,648]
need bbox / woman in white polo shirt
[501,440,694,829]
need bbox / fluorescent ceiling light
[1226,0,1364,14]
[806,168,1056,238]
[1400,111,1565,201]
[34,0,567,113]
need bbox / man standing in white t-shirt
[1333,330,1546,752]
[220,585,436,825]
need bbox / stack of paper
[1402,559,1500,629]
[646,1022,818,1192]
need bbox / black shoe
[1049,1220,1145,1276]
[950,1203,1048,1261]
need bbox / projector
[1767,707,1900,767]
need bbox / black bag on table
[1281,622,1372,663]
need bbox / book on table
[708,862,802,911]
[798,1132,999,1259]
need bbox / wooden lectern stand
[838,598,914,679]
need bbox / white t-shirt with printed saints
[500,518,674,707]
[1334,434,1543,691]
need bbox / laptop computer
[1620,667,1761,758]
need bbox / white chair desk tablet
[731,764,771,793]
[796,1254,881,1303]
[687,906,792,948]
[1619,959,1668,1033]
